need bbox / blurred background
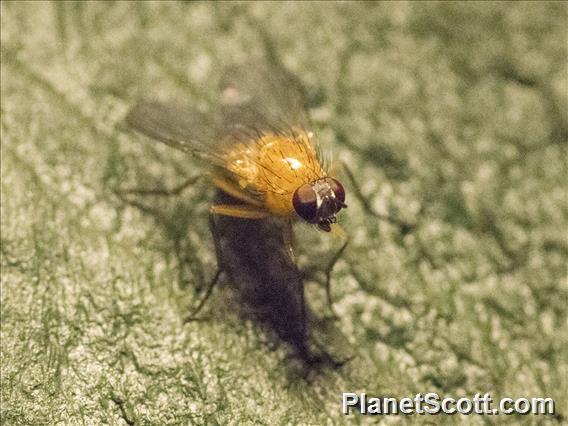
[1,2,566,424]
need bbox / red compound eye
[326,178,346,205]
[292,183,318,222]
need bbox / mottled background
[1,2,566,424]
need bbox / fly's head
[292,177,347,232]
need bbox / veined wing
[219,59,311,140]
[127,59,312,154]
[125,100,265,203]
[125,101,224,165]
[125,60,315,202]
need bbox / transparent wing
[125,100,264,202]
[125,61,313,200]
[219,59,311,138]
[126,101,222,164]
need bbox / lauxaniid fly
[125,59,348,364]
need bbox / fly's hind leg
[185,202,270,321]
[185,212,226,322]
[184,267,223,322]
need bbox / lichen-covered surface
[1,2,566,425]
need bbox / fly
[125,63,347,234]
[124,60,350,364]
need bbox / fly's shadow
[113,177,212,293]
[114,184,353,369]
[209,190,352,367]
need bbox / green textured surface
[1,2,567,425]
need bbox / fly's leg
[209,174,271,219]
[116,174,223,319]
[114,174,202,198]
[282,219,296,263]
[340,161,415,235]
[210,204,270,219]
[323,227,349,319]
[112,174,201,227]
[184,268,223,322]
[185,213,226,322]
[210,175,264,207]
[281,220,308,341]
[297,254,307,343]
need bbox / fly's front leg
[340,160,415,235]
[323,224,349,319]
